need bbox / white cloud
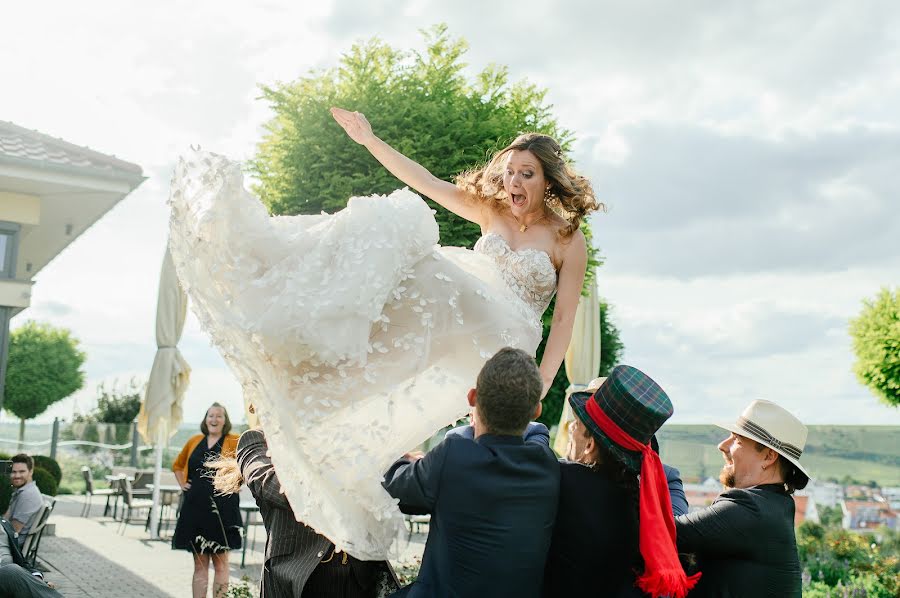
[2,1,899,426]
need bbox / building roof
[0,120,143,183]
[0,121,145,296]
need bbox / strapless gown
[167,151,558,559]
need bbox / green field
[657,425,900,486]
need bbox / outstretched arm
[539,230,588,397]
[331,107,487,226]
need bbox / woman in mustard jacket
[171,402,241,598]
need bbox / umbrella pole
[148,423,165,539]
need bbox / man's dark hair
[200,402,233,437]
[11,453,33,471]
[475,347,542,436]
[752,440,808,494]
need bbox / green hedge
[32,467,58,497]
[31,455,62,485]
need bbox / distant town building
[804,480,844,508]
[845,485,876,501]
[881,487,900,511]
[842,499,898,532]
[684,478,724,512]
[792,494,820,526]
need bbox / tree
[93,378,143,424]
[67,379,144,452]
[253,24,620,421]
[849,287,899,408]
[3,321,85,445]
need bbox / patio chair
[239,486,264,568]
[117,477,154,535]
[404,513,430,541]
[131,469,157,498]
[81,466,118,517]
[20,495,56,568]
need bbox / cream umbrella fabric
[139,247,191,539]
[553,275,602,456]
[138,248,191,442]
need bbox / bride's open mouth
[511,193,527,207]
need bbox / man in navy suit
[382,347,560,598]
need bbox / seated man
[675,400,809,597]
[0,517,61,597]
[543,365,699,598]
[382,347,560,597]
[4,454,43,548]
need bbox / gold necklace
[518,212,547,232]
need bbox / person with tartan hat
[542,365,700,598]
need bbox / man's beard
[719,465,735,488]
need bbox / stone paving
[35,495,424,597]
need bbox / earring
[544,187,552,202]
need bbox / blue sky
[2,0,899,426]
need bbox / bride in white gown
[166,108,600,559]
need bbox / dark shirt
[383,424,560,598]
[675,484,801,597]
[543,460,642,597]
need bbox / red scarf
[585,399,701,598]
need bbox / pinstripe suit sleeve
[237,429,291,510]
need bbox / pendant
[519,224,527,232]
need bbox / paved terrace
[37,496,424,597]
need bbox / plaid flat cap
[569,365,674,472]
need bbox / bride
[166,108,600,559]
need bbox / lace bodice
[474,232,558,318]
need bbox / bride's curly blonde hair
[456,133,603,237]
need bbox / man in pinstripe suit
[237,429,399,597]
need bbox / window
[0,222,20,279]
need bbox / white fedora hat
[717,399,810,480]
[585,377,607,392]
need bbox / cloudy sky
[2,0,898,427]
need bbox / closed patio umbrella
[138,247,191,538]
[553,274,601,457]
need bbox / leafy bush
[799,522,899,597]
[32,467,58,497]
[32,455,62,485]
[0,476,10,513]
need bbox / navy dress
[172,436,242,553]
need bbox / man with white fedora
[675,399,809,597]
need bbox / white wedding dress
[167,152,558,559]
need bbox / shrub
[0,476,10,513]
[799,521,899,596]
[32,467,58,497]
[32,455,62,485]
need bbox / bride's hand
[541,377,553,401]
[331,107,375,145]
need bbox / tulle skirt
[167,152,542,558]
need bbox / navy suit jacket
[383,423,560,598]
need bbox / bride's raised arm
[331,107,487,227]
[538,230,588,398]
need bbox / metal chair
[21,495,56,567]
[239,486,264,568]
[404,514,430,541]
[117,477,154,534]
[81,466,118,517]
